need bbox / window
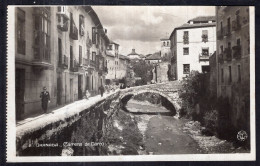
[163,42,165,46]
[202,66,210,73]
[202,30,208,42]
[17,8,25,55]
[79,15,85,36]
[228,42,231,49]
[235,10,240,25]
[107,45,112,50]
[183,31,189,44]
[92,52,96,61]
[183,64,190,74]
[238,65,241,82]
[58,38,62,64]
[79,45,82,65]
[227,17,231,33]
[221,68,224,83]
[220,21,223,33]
[70,45,73,68]
[92,27,96,44]
[167,41,169,46]
[183,47,189,55]
[202,48,209,56]
[34,8,51,61]
[229,66,232,83]
[220,45,224,53]
[237,38,241,46]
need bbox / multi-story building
[169,16,216,80]
[105,41,119,82]
[118,54,130,79]
[216,6,250,131]
[15,6,109,120]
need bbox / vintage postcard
[6,5,255,162]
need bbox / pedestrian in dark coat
[99,85,105,97]
[40,87,50,113]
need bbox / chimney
[132,49,136,54]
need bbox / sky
[92,6,215,55]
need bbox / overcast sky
[92,6,215,55]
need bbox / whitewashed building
[105,41,119,81]
[169,16,216,80]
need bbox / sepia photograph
[6,5,255,162]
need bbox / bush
[203,110,218,135]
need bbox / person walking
[99,85,105,97]
[40,87,50,113]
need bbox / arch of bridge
[119,88,180,116]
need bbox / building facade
[216,6,250,131]
[105,41,119,82]
[15,6,109,120]
[169,16,216,80]
[160,39,171,61]
[118,54,130,79]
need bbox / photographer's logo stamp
[237,130,248,141]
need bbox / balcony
[223,26,231,37]
[17,39,26,55]
[82,58,89,66]
[232,45,242,59]
[217,29,224,40]
[59,55,68,69]
[89,60,96,69]
[232,19,241,32]
[199,54,209,62]
[224,48,232,61]
[57,19,69,31]
[32,46,52,69]
[70,59,79,72]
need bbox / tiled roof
[109,40,119,45]
[145,52,161,60]
[177,22,216,29]
[119,54,129,60]
[188,16,216,23]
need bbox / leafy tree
[130,60,153,85]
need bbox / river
[107,99,204,155]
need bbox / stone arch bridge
[118,81,182,116]
[16,81,183,155]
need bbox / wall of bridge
[16,82,181,156]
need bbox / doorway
[15,69,25,120]
[70,78,73,102]
[86,76,89,90]
[78,75,82,100]
[57,75,62,105]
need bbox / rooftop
[119,54,130,60]
[188,16,216,23]
[145,52,161,60]
[109,40,119,45]
[128,49,139,56]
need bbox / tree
[130,60,153,85]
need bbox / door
[86,76,89,90]
[15,69,25,120]
[57,76,62,105]
[78,75,82,100]
[70,78,73,102]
